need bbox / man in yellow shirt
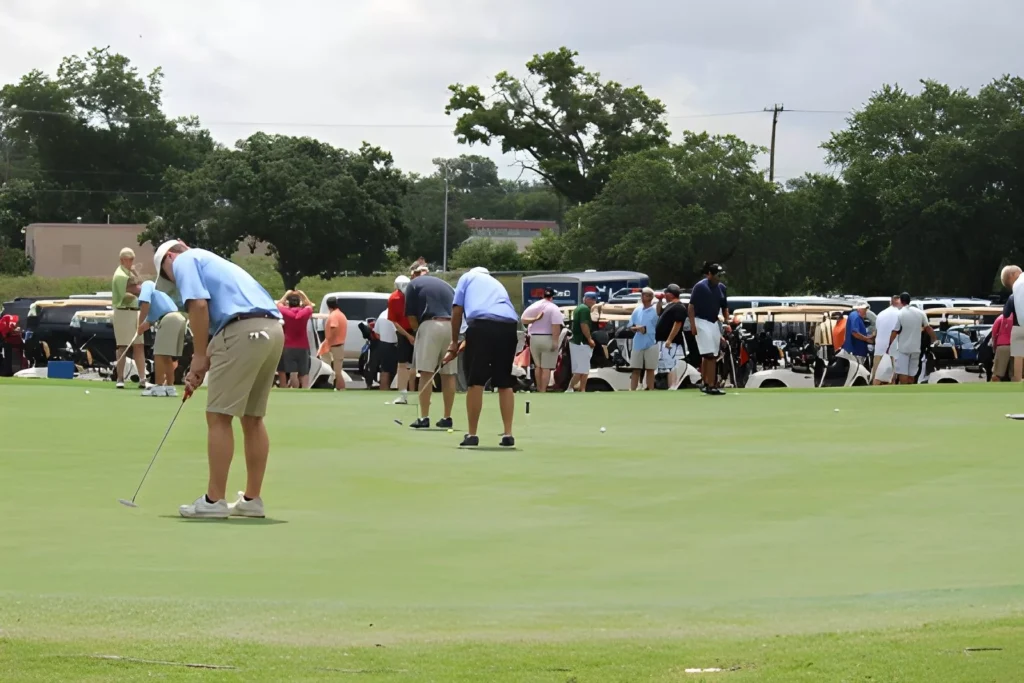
[112,247,148,389]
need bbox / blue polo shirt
[453,271,518,323]
[138,281,182,324]
[171,248,281,335]
[690,279,727,322]
[843,309,870,357]
[629,304,659,351]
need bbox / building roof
[26,223,148,230]
[463,219,557,231]
[522,270,648,282]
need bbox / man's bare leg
[379,371,392,390]
[577,373,589,393]
[498,388,514,435]
[240,415,269,499]
[466,385,484,435]
[132,344,147,385]
[630,370,640,391]
[418,371,435,418]
[332,360,345,389]
[115,346,127,383]
[441,374,456,418]
[645,368,655,390]
[206,412,235,502]
[536,367,549,393]
[1014,358,1023,382]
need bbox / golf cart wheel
[585,380,613,392]
[760,379,786,388]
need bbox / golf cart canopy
[924,306,1003,319]
[523,271,649,308]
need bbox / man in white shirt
[871,294,903,385]
[374,309,399,391]
[887,292,937,384]
[1000,265,1024,382]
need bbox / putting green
[1,380,1022,681]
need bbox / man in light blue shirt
[137,280,187,397]
[445,267,519,448]
[628,287,660,390]
[154,240,284,520]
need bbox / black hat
[704,262,725,276]
[543,287,555,298]
[664,283,683,297]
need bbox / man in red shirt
[389,274,417,403]
[276,290,314,388]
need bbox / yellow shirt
[111,265,138,309]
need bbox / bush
[0,247,32,276]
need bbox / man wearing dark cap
[655,284,689,385]
[688,263,729,395]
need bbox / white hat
[153,239,180,276]
[854,300,869,309]
[119,247,135,260]
[394,274,410,293]
[470,266,490,274]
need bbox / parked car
[314,292,390,363]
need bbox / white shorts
[695,318,721,357]
[630,344,659,370]
[569,343,592,375]
[1011,326,1024,356]
[658,344,682,373]
[894,351,920,377]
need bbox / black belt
[226,312,277,327]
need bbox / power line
[0,187,168,196]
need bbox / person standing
[444,267,519,448]
[405,273,458,429]
[112,247,148,389]
[317,296,348,390]
[1000,266,1024,382]
[687,263,729,395]
[389,275,416,404]
[276,290,313,389]
[154,240,284,519]
[655,284,689,388]
[628,287,659,390]
[990,311,1012,382]
[568,292,598,393]
[871,295,902,385]
[887,293,936,384]
[520,288,564,393]
[137,280,187,397]
[374,308,399,390]
[842,301,874,366]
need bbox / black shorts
[280,347,310,375]
[464,319,518,389]
[397,334,414,364]
[376,341,398,375]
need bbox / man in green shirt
[112,247,147,389]
[569,292,597,392]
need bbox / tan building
[462,219,558,252]
[24,223,266,278]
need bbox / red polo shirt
[388,291,411,332]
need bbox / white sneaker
[116,382,125,389]
[393,394,408,405]
[164,386,178,398]
[178,495,229,519]
[140,385,162,397]
[228,491,265,518]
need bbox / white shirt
[375,310,398,344]
[895,306,929,354]
[875,305,901,355]
[1014,276,1024,325]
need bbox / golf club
[114,331,140,367]
[118,387,192,508]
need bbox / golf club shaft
[128,391,190,503]
[115,331,141,366]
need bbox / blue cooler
[47,361,75,379]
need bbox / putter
[118,386,193,508]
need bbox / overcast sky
[2,0,1021,182]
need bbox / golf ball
[447,429,453,433]
[600,427,606,433]
[385,401,391,405]
[85,390,90,394]
[834,408,840,413]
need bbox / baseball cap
[704,262,725,275]
[664,283,683,297]
[153,239,180,276]
[854,300,869,309]
[470,266,490,274]
[543,287,555,297]
[583,291,598,300]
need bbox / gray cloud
[2,0,1021,182]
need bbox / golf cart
[738,306,872,389]
[920,306,1003,384]
[21,299,115,368]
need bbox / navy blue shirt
[404,275,454,322]
[843,310,870,357]
[690,279,727,322]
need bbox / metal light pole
[442,164,449,272]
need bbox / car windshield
[334,298,388,321]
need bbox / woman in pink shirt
[277,290,314,388]
[520,289,565,392]
[991,314,1012,381]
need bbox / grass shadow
[156,515,289,525]
[458,446,521,452]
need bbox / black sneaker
[460,434,479,447]
[708,387,726,396]
[435,417,453,429]
[499,435,516,448]
[410,417,431,429]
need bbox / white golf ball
[385,401,391,405]
[600,427,606,433]
[834,408,840,413]
[85,390,90,394]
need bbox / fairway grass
[2,381,1023,681]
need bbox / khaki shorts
[207,317,285,418]
[994,346,1011,377]
[630,344,659,370]
[320,345,344,365]
[113,308,141,346]
[153,312,186,357]
[529,334,558,370]
[414,319,457,375]
[1012,326,1024,356]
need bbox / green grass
[2,381,1023,681]
[0,255,525,309]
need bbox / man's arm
[137,301,151,334]
[887,329,898,352]
[276,290,293,306]
[687,303,697,334]
[665,321,683,346]
[296,290,313,308]
[924,324,937,344]
[408,315,420,332]
[581,322,595,347]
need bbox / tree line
[2,46,1022,295]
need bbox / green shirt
[111,265,138,309]
[570,304,592,345]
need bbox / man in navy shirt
[842,301,873,366]
[687,263,729,395]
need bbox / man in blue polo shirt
[154,240,284,519]
[444,267,519,448]
[842,300,873,366]
[687,262,729,395]
[628,287,659,390]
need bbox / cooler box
[47,361,75,379]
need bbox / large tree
[0,48,214,242]
[446,47,669,206]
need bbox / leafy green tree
[446,47,669,205]
[449,238,525,272]
[522,229,565,270]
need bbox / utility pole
[764,104,784,183]
[441,163,449,272]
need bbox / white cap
[470,266,490,274]
[394,274,410,293]
[119,247,135,259]
[854,300,869,309]
[153,240,180,276]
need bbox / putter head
[117,498,139,508]
[394,419,403,426]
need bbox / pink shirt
[521,299,565,335]
[992,315,1012,347]
[278,305,313,349]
